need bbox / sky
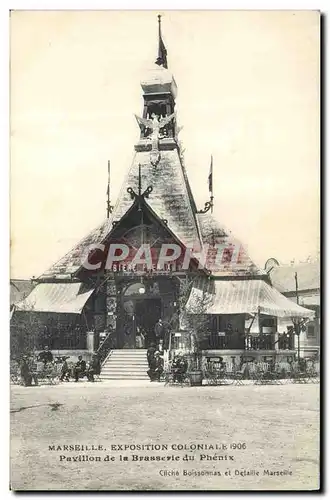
[10,10,320,279]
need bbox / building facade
[268,260,320,359]
[12,18,314,368]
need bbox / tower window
[147,104,167,119]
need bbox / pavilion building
[13,17,313,375]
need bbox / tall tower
[135,15,178,160]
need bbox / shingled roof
[38,153,265,281]
[38,147,202,280]
[111,150,200,246]
[196,213,266,277]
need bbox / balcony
[200,333,294,351]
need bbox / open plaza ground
[10,381,319,491]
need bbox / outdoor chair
[223,362,235,382]
[305,361,319,384]
[290,362,308,384]
[163,362,190,387]
[246,362,260,384]
[10,362,20,385]
[255,362,281,385]
[232,363,248,386]
[253,362,270,384]
[164,370,190,387]
[313,361,320,383]
[272,362,292,384]
[204,361,228,386]
[33,361,59,385]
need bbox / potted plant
[188,343,204,386]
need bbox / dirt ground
[10,381,320,491]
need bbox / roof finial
[155,14,168,69]
[106,160,114,218]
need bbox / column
[106,278,117,331]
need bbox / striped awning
[186,279,314,319]
[14,282,94,314]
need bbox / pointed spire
[155,14,168,69]
[106,160,114,218]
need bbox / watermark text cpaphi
[81,243,244,272]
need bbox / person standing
[154,319,166,351]
[136,326,145,349]
[147,343,157,368]
[60,356,71,382]
[87,354,101,382]
[20,355,32,386]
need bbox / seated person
[147,343,157,368]
[87,354,101,382]
[171,353,188,383]
[37,346,54,366]
[60,356,71,382]
[147,351,164,382]
[73,355,87,382]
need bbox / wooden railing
[206,333,294,351]
[97,332,114,364]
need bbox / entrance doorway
[135,298,161,348]
[119,298,161,349]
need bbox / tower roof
[141,15,177,97]
[140,66,177,97]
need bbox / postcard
[10,10,320,491]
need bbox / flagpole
[210,155,214,214]
[106,160,111,219]
[155,14,168,69]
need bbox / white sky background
[10,10,320,279]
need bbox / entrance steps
[101,349,149,380]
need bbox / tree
[11,309,40,360]
[176,275,212,367]
[10,300,50,360]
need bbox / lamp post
[294,272,301,362]
[294,321,301,362]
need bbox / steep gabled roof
[38,218,113,280]
[38,148,202,280]
[111,149,200,249]
[196,212,266,277]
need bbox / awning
[14,282,94,314]
[186,279,314,319]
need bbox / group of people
[19,346,54,386]
[146,344,189,383]
[18,346,101,385]
[62,354,101,383]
